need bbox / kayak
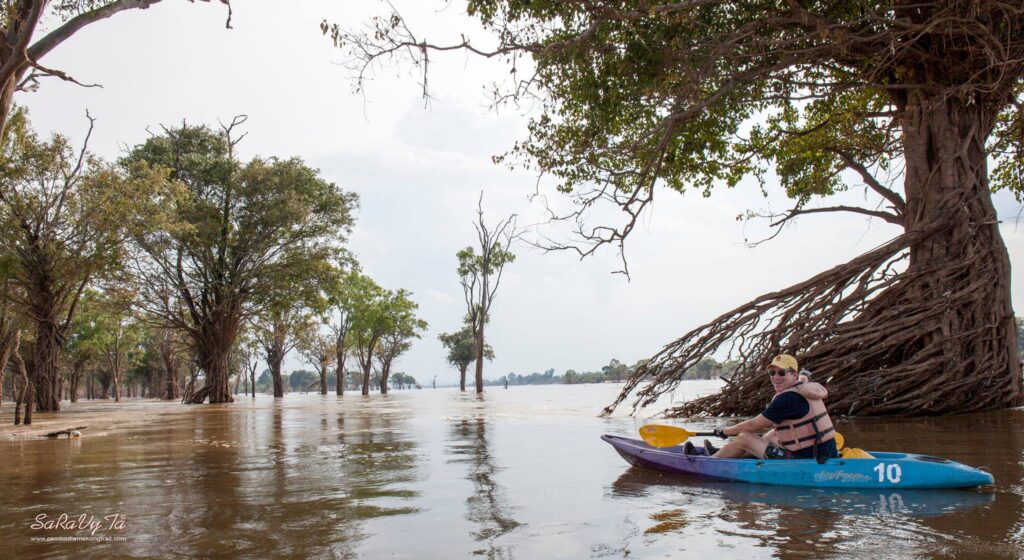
[611,468,994,517]
[602,434,994,489]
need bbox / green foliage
[125,124,358,305]
[438,325,494,372]
[494,357,734,386]
[122,122,358,391]
[390,372,417,389]
[288,369,318,392]
[457,244,515,321]
[355,2,1021,221]
[349,275,425,355]
[990,88,1024,200]
[0,109,168,333]
[256,369,274,392]
[70,288,146,390]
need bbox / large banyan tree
[125,118,358,404]
[330,1,1024,415]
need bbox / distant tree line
[252,369,419,394]
[485,358,738,387]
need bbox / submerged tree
[373,296,427,395]
[326,268,362,396]
[348,276,425,396]
[126,119,358,404]
[329,1,1024,416]
[0,110,164,411]
[438,325,494,392]
[299,329,336,395]
[251,260,336,398]
[457,195,516,394]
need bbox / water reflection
[2,384,1023,559]
[447,412,521,559]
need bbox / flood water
[1,382,1022,559]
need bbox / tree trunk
[32,321,62,411]
[0,67,27,139]
[380,359,391,395]
[0,326,17,408]
[69,363,82,403]
[192,350,233,404]
[268,348,285,398]
[319,364,328,395]
[885,92,1022,410]
[335,335,345,396]
[361,361,371,396]
[459,363,468,392]
[99,373,110,399]
[14,344,30,425]
[160,343,179,400]
[250,368,256,398]
[474,321,485,394]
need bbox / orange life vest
[772,387,835,453]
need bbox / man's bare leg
[712,432,769,459]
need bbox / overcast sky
[21,1,1024,385]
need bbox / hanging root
[603,223,1023,417]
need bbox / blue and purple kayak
[602,435,994,489]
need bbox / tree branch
[825,146,907,214]
[770,204,903,228]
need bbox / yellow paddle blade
[834,432,845,450]
[639,424,696,448]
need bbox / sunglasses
[767,369,792,377]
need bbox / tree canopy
[124,119,358,403]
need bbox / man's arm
[722,414,774,436]
[795,382,828,400]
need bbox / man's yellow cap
[770,354,799,372]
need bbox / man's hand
[795,381,828,400]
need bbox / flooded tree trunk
[69,363,83,403]
[32,321,63,412]
[334,333,346,396]
[189,351,234,404]
[319,363,327,395]
[0,326,16,408]
[361,361,372,396]
[99,373,111,399]
[379,354,395,395]
[13,342,30,425]
[266,345,285,398]
[459,363,468,392]
[474,323,485,394]
[870,93,1022,411]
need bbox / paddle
[639,424,716,448]
[640,423,847,450]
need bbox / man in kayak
[703,354,839,463]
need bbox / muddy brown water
[0,382,1021,559]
